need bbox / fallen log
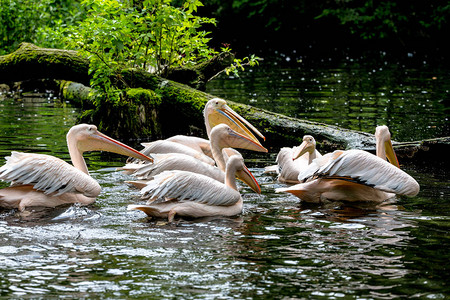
[0,43,90,85]
[57,80,450,166]
[0,42,233,91]
[1,43,448,165]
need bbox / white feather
[128,140,215,165]
[141,170,240,206]
[0,152,100,197]
[134,153,224,182]
[298,149,419,196]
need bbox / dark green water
[206,50,450,141]
[0,53,449,299]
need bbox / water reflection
[0,173,448,298]
[1,89,449,298]
[0,96,78,164]
[206,51,450,141]
[223,200,421,298]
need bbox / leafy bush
[0,0,84,55]
[46,0,257,103]
[2,0,258,104]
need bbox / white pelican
[265,135,321,183]
[128,155,260,221]
[0,124,153,211]
[125,124,267,192]
[276,126,420,203]
[126,98,266,163]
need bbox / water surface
[206,50,450,141]
[0,62,449,299]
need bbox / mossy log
[1,43,448,164]
[54,81,450,166]
[0,42,232,90]
[0,43,91,86]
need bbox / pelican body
[276,126,420,203]
[128,140,216,165]
[266,135,321,183]
[122,98,267,190]
[165,135,212,158]
[126,124,267,191]
[128,155,260,221]
[127,98,266,164]
[0,124,152,210]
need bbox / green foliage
[315,0,450,40]
[317,1,400,39]
[204,0,449,43]
[1,0,260,111]
[49,0,222,104]
[203,0,317,32]
[0,0,84,55]
[221,46,260,77]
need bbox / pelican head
[228,155,261,194]
[67,124,153,162]
[375,125,399,168]
[221,148,261,194]
[204,98,265,145]
[211,123,268,153]
[292,135,317,160]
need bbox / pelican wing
[134,153,224,182]
[264,164,279,174]
[271,147,311,183]
[280,148,307,176]
[118,163,144,175]
[128,140,215,165]
[298,149,419,196]
[141,170,240,206]
[0,152,100,197]
[165,135,212,158]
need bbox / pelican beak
[209,103,266,145]
[292,140,312,160]
[85,130,153,162]
[384,139,399,168]
[224,126,268,153]
[236,165,261,194]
